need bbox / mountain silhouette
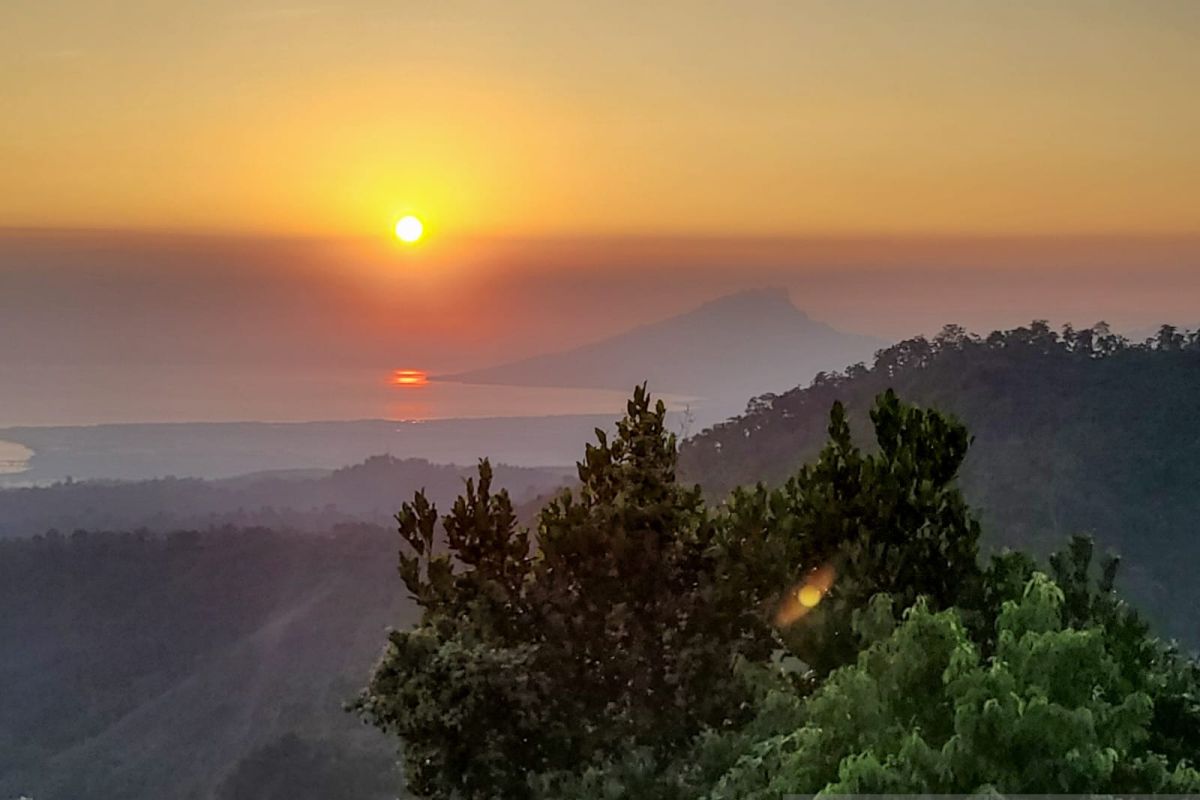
[441,288,882,418]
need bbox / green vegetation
[9,323,1200,800]
[356,389,754,799]
[360,384,1200,797]
[681,321,1200,644]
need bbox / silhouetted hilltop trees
[680,321,1200,644]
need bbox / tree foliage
[708,572,1200,796]
[356,388,767,799]
[359,385,1200,798]
[715,389,982,672]
[680,320,1200,645]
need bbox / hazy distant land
[0,290,893,486]
[0,454,573,538]
[0,414,627,486]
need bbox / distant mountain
[680,321,1200,646]
[441,288,883,422]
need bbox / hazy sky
[4,3,1200,427]
[4,227,1200,427]
[3,1,1199,237]
[4,230,1199,368]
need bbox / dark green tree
[715,388,983,672]
[357,387,997,798]
[355,387,768,799]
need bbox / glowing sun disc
[394,215,424,243]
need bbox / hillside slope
[0,526,413,800]
[680,322,1200,645]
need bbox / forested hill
[680,321,1200,644]
[0,455,571,537]
[0,525,410,800]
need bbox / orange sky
[2,1,1199,238]
[3,226,1200,427]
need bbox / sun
[394,215,424,243]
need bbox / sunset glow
[6,3,1200,797]
[391,369,429,387]
[3,4,1198,238]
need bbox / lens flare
[774,564,837,627]
[797,584,823,608]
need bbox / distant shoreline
[0,413,655,486]
[0,440,32,476]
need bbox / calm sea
[0,366,712,481]
[0,365,701,428]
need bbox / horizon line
[5,225,1200,245]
